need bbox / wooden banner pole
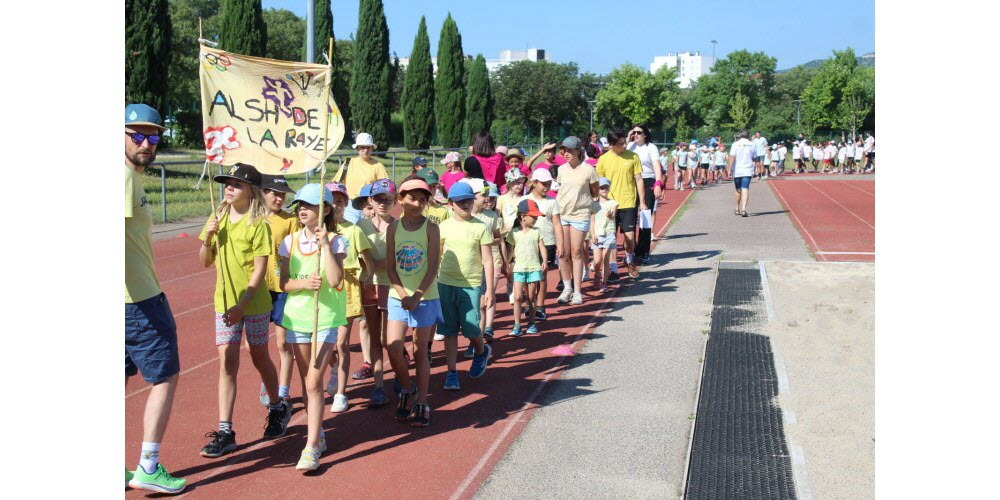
[312,37,334,365]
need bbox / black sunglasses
[631,130,644,135]
[126,131,161,146]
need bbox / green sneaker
[125,468,133,488]
[128,464,187,495]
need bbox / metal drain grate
[685,265,796,500]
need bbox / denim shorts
[437,283,482,339]
[591,234,617,250]
[269,291,287,325]
[734,176,752,190]
[560,218,590,233]
[513,270,544,283]
[285,328,339,344]
[125,293,181,384]
[387,297,444,328]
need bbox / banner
[199,46,345,175]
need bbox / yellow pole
[312,37,334,365]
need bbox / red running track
[126,183,693,498]
[768,178,875,262]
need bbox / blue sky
[262,0,874,74]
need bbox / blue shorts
[125,293,181,384]
[513,270,543,283]
[285,328,339,344]
[734,176,752,190]
[560,218,590,233]
[387,297,444,328]
[591,234,617,250]
[269,291,287,325]
[437,283,482,339]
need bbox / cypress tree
[465,54,491,144]
[219,0,268,57]
[125,0,172,115]
[402,17,435,150]
[435,14,465,148]
[302,0,351,134]
[350,0,390,144]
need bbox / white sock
[624,253,634,265]
[139,442,160,474]
[562,279,572,290]
[278,385,290,399]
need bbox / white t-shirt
[838,147,847,161]
[730,139,756,177]
[864,136,875,153]
[803,145,812,159]
[825,145,836,160]
[754,137,767,156]
[845,143,856,156]
[279,232,347,262]
[792,145,801,159]
[713,150,727,166]
[626,142,660,179]
[854,144,864,160]
[778,146,787,160]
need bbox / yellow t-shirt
[555,163,600,222]
[356,217,391,285]
[505,227,543,272]
[265,211,298,292]
[593,199,619,237]
[336,220,373,274]
[496,193,521,234]
[438,217,492,288]
[199,213,273,315]
[520,194,557,245]
[337,158,389,199]
[423,203,451,225]
[596,151,642,209]
[125,165,161,303]
[389,219,439,300]
[473,209,503,270]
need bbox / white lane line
[804,180,875,230]
[452,189,694,499]
[758,262,776,320]
[791,444,814,500]
[768,183,825,261]
[838,180,875,197]
[160,268,214,285]
[815,251,874,255]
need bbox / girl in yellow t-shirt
[504,199,548,337]
[386,177,443,427]
[197,163,287,458]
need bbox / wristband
[654,180,664,188]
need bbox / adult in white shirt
[626,123,663,264]
[792,142,802,173]
[863,132,875,172]
[728,130,756,217]
[752,132,767,177]
[844,139,856,173]
[777,143,788,174]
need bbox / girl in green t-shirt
[504,199,548,337]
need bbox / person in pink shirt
[440,151,465,195]
[464,132,508,190]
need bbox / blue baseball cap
[411,156,428,166]
[369,178,397,197]
[486,182,499,198]
[125,103,166,131]
[291,183,333,207]
[448,182,476,201]
[352,182,374,209]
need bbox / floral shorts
[215,312,270,346]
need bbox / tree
[754,66,818,138]
[389,54,405,113]
[402,16,435,149]
[838,66,875,139]
[725,92,754,130]
[126,0,172,115]
[350,0,391,143]
[801,48,873,136]
[493,60,582,144]
[263,8,304,62]
[595,64,681,131]
[435,14,466,148]
[218,0,267,57]
[301,0,351,134]
[690,50,777,131]
[465,54,492,143]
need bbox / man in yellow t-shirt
[596,127,646,278]
[123,103,187,493]
[336,132,389,224]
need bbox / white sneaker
[326,372,338,397]
[571,292,583,305]
[433,333,445,341]
[331,394,349,413]
[557,288,573,303]
[582,268,590,282]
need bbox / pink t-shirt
[441,170,466,195]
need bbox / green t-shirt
[438,217,492,288]
[473,209,503,270]
[356,217,391,286]
[125,165,161,303]
[596,151,642,209]
[505,227,543,273]
[199,213,273,315]
[389,219,439,300]
[593,199,619,238]
[337,220,373,275]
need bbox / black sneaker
[410,404,431,427]
[395,385,416,421]
[200,430,237,458]
[607,272,621,283]
[263,400,291,439]
[535,309,547,321]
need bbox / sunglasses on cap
[126,131,161,146]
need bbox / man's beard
[128,149,156,167]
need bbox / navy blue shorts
[269,291,287,325]
[734,176,752,190]
[125,293,180,384]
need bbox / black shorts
[867,152,875,159]
[616,207,637,233]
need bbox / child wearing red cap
[504,199,548,336]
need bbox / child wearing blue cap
[275,183,348,471]
[436,181,495,394]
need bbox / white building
[486,48,549,72]
[649,51,716,89]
